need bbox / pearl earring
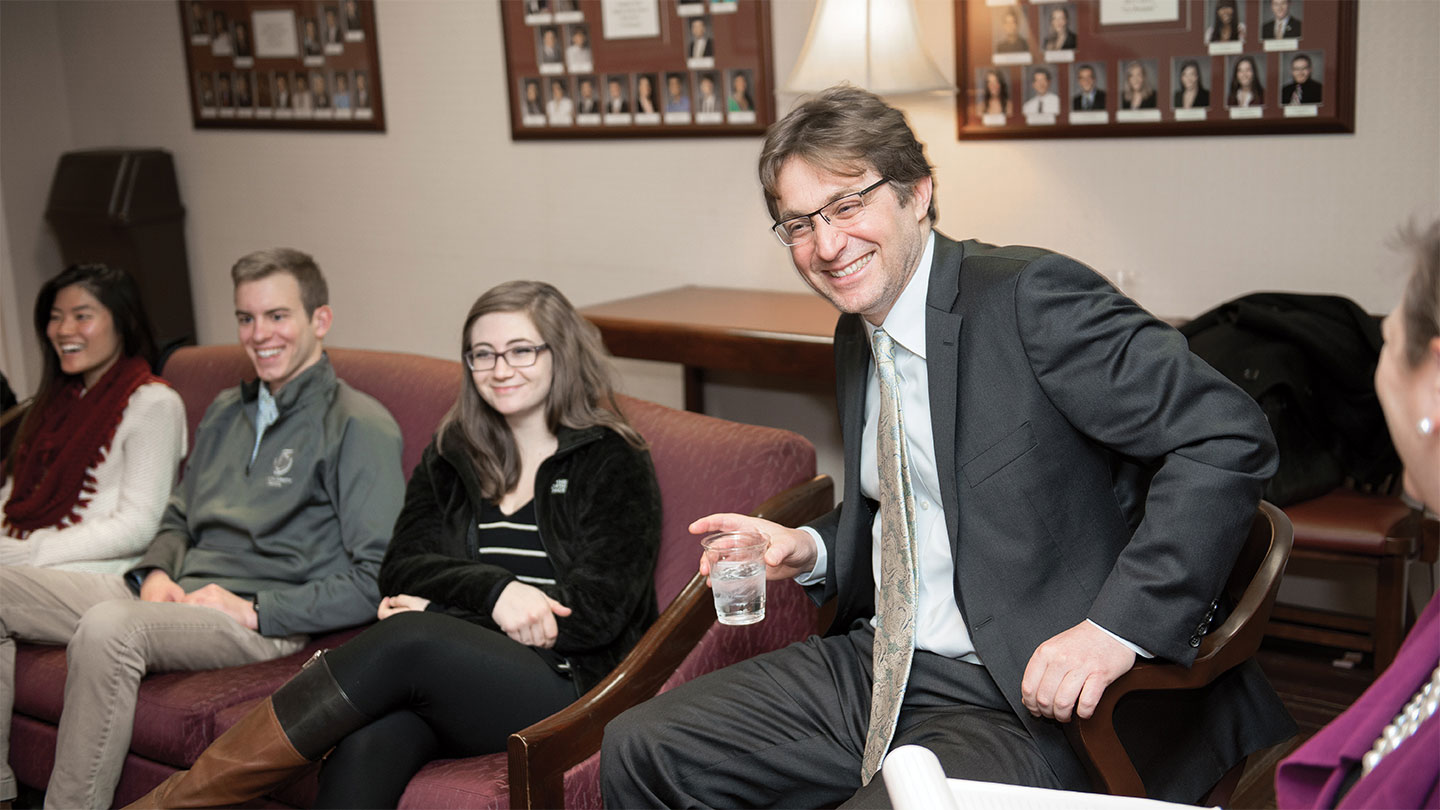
[1421,417,1435,436]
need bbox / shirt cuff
[792,526,828,586]
[1088,619,1153,658]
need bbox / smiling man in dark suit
[602,85,1295,809]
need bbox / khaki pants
[0,566,306,809]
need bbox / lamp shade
[783,0,954,95]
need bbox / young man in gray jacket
[0,248,405,810]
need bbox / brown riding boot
[124,651,370,809]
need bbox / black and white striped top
[476,499,556,587]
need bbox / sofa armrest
[507,474,833,809]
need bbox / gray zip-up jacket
[132,354,404,636]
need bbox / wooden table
[581,285,839,412]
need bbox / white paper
[1174,108,1207,121]
[253,10,300,58]
[602,0,660,39]
[1071,110,1109,124]
[1025,112,1057,125]
[982,112,1007,126]
[994,52,1033,65]
[1115,108,1162,122]
[1044,50,1076,63]
[884,747,962,810]
[1284,104,1319,117]
[1229,106,1263,119]
[1099,0,1179,25]
[1208,41,1242,55]
[1265,38,1299,51]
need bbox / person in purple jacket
[1277,219,1440,810]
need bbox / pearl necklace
[1360,661,1440,777]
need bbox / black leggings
[311,610,578,808]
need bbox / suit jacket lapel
[834,313,871,605]
[926,234,966,547]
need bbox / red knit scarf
[3,355,166,537]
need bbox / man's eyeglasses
[465,344,549,371]
[771,178,890,247]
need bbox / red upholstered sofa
[9,344,832,808]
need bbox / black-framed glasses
[464,344,549,371]
[771,177,890,247]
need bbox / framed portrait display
[501,0,775,140]
[179,0,385,131]
[955,0,1356,140]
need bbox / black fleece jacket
[377,425,661,693]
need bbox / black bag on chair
[1180,293,1400,506]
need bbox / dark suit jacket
[1174,87,1212,108]
[1262,17,1302,38]
[806,233,1294,803]
[1071,89,1106,111]
[1281,79,1323,104]
[1044,31,1077,50]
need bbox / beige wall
[2,0,1438,491]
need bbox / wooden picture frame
[500,0,776,140]
[955,0,1356,140]
[179,0,385,131]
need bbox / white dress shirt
[799,231,1150,661]
[1022,91,1060,115]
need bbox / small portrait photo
[1116,59,1159,109]
[189,1,209,37]
[634,72,661,116]
[292,70,314,113]
[1280,50,1323,104]
[216,71,234,107]
[1071,63,1107,111]
[520,77,545,118]
[537,25,563,68]
[974,66,1013,117]
[1041,4,1077,52]
[302,17,323,56]
[992,6,1031,57]
[575,74,601,116]
[1171,57,1212,108]
[524,0,551,19]
[686,16,715,65]
[1225,53,1266,107]
[197,72,216,107]
[1205,0,1246,44]
[603,74,631,114]
[233,20,252,58]
[565,24,593,73]
[546,76,574,124]
[354,70,372,109]
[256,72,273,109]
[726,68,755,113]
[234,71,253,107]
[695,70,723,116]
[664,71,692,113]
[1021,65,1060,117]
[343,0,364,37]
[332,70,353,110]
[311,70,331,109]
[322,4,344,51]
[273,71,291,109]
[1262,0,1302,40]
[209,10,232,56]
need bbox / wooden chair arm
[508,474,834,809]
[0,399,31,430]
[1064,501,1293,798]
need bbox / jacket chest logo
[550,478,568,494]
[268,448,295,487]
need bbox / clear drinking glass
[702,530,769,625]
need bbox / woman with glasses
[130,281,662,809]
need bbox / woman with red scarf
[0,264,186,573]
